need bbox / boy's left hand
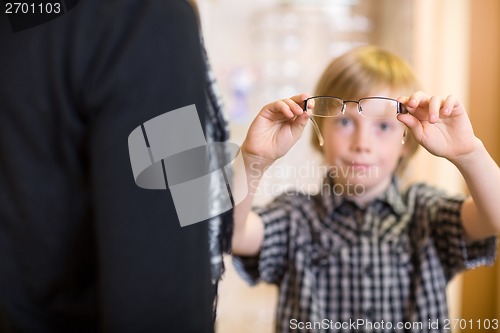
[397,91,477,162]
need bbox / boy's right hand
[241,93,311,167]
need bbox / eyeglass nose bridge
[340,100,363,115]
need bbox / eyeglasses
[303,96,408,146]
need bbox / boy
[231,46,499,332]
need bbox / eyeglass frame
[303,96,408,147]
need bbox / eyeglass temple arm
[309,117,324,147]
[303,100,325,147]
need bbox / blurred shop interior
[194,0,500,332]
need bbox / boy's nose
[350,125,372,153]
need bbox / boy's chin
[339,176,386,191]
[341,175,378,185]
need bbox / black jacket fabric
[0,1,213,332]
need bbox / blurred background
[194,0,500,332]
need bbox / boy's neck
[342,176,393,207]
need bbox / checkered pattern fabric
[202,39,232,281]
[234,177,497,333]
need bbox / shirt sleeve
[233,194,296,285]
[419,184,498,281]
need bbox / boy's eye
[335,117,352,127]
[378,121,392,131]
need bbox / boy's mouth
[349,161,374,168]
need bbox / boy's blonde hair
[312,45,421,174]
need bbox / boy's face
[321,90,408,202]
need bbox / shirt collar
[376,176,407,215]
[321,174,407,216]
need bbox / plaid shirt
[234,176,497,333]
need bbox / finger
[428,95,443,123]
[281,97,306,117]
[264,100,296,119]
[397,96,409,105]
[442,95,458,116]
[292,92,313,114]
[406,91,430,110]
[290,112,310,136]
[397,113,423,143]
[290,92,312,107]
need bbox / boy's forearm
[231,150,270,254]
[451,138,500,239]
